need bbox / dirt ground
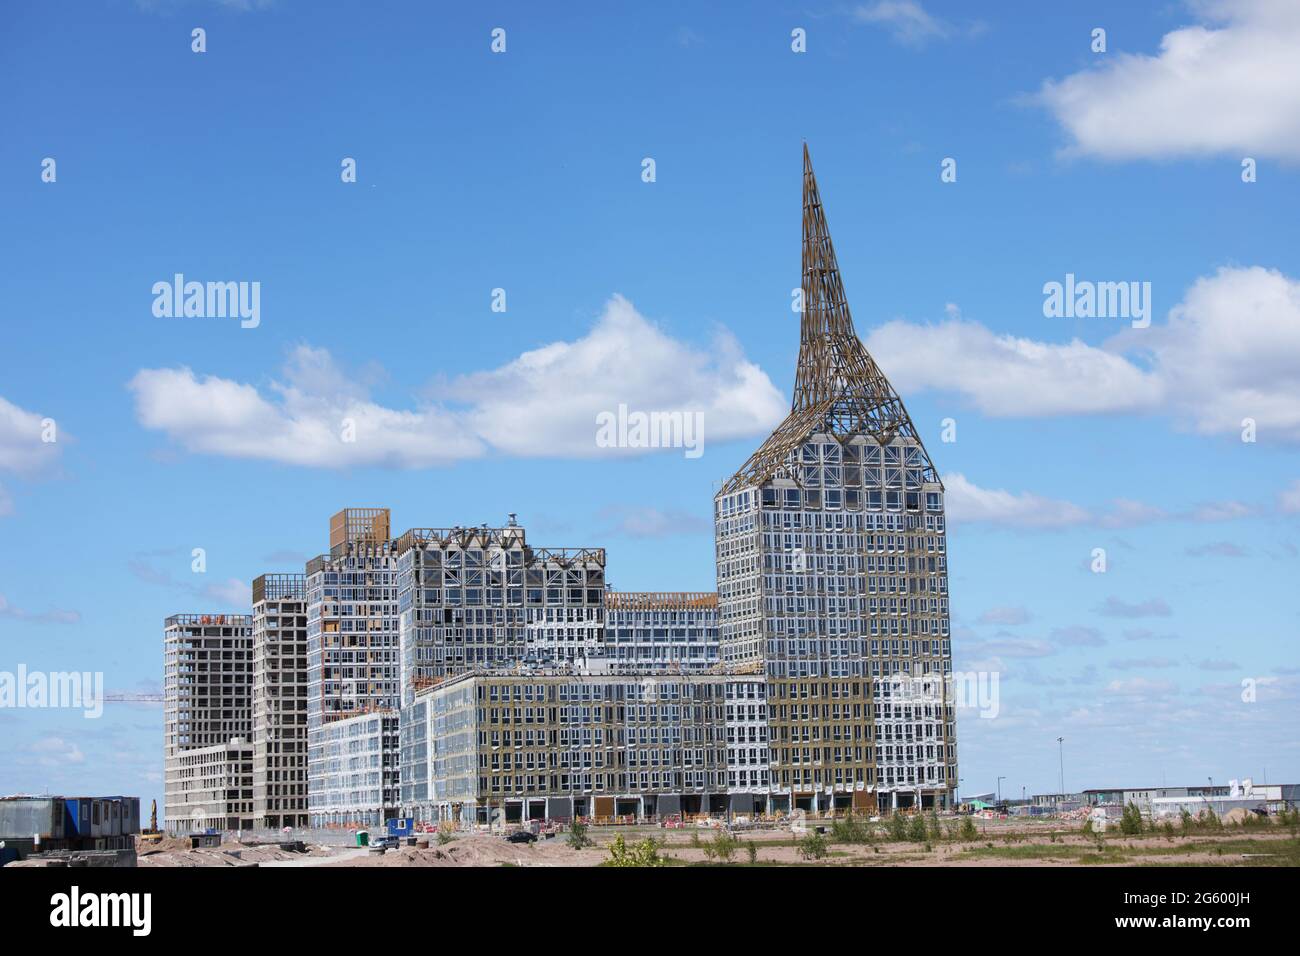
[135,835,337,867]
[125,818,1299,868]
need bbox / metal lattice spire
[718,145,938,496]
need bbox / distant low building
[0,795,139,863]
[1082,786,1229,812]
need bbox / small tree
[927,812,943,842]
[704,831,739,863]
[746,842,758,864]
[1120,801,1143,836]
[907,814,928,842]
[799,830,828,860]
[958,817,978,842]
[567,820,593,850]
[888,812,910,842]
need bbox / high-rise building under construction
[163,149,955,831]
[306,509,401,827]
[714,147,957,812]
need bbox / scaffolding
[719,145,939,497]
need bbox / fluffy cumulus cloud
[870,266,1300,442]
[868,321,1162,418]
[943,473,1089,529]
[0,394,63,515]
[129,296,785,469]
[942,472,1248,531]
[441,295,785,457]
[129,348,482,469]
[1035,0,1300,161]
[0,396,59,475]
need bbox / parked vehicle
[506,829,537,844]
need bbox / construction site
[10,148,1293,872]
[134,149,957,848]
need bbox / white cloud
[852,1,951,46]
[203,577,251,607]
[28,736,86,766]
[130,296,785,468]
[867,319,1162,418]
[943,472,1089,529]
[129,348,482,469]
[0,395,61,478]
[1035,0,1300,161]
[127,555,250,611]
[871,266,1300,442]
[442,295,784,457]
[944,472,1254,532]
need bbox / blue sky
[2,0,1298,811]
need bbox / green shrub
[1120,801,1143,836]
[703,831,739,863]
[567,820,593,850]
[907,815,928,842]
[799,830,828,860]
[888,812,910,842]
[958,816,978,841]
[606,834,666,867]
[927,812,943,842]
[831,812,871,844]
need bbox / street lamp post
[997,776,1006,804]
[1057,737,1065,799]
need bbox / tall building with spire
[715,146,957,813]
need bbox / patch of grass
[956,835,1300,867]
[1134,837,1300,866]
[960,843,1127,863]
